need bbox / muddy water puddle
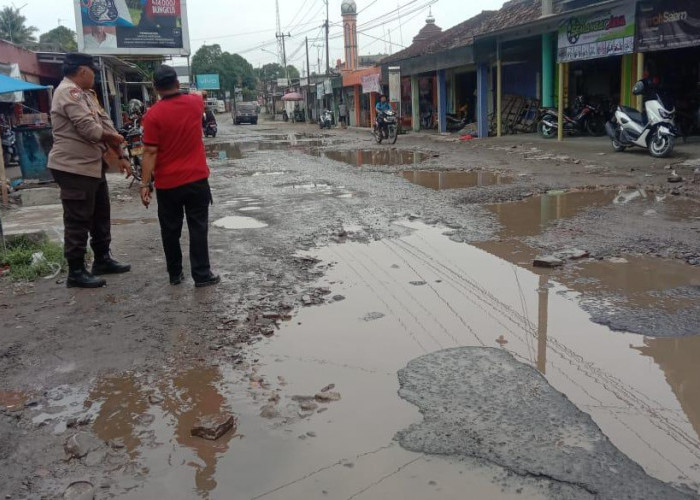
[43,222,700,498]
[312,149,430,166]
[401,170,512,190]
[206,134,335,161]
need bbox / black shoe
[67,267,107,289]
[170,272,185,285]
[194,274,221,288]
[92,254,131,275]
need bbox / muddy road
[1,120,699,499]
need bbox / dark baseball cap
[64,52,99,71]
[153,65,178,89]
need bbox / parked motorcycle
[538,96,605,138]
[118,99,145,183]
[204,120,217,138]
[373,110,398,144]
[446,114,467,132]
[1,127,18,165]
[605,80,677,158]
[319,109,333,129]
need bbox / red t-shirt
[142,93,209,190]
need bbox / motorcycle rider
[375,95,392,135]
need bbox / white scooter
[605,79,677,158]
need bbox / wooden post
[496,58,502,137]
[0,141,7,205]
[557,62,564,141]
[636,52,645,112]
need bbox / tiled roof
[380,0,544,65]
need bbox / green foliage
[0,236,65,282]
[254,63,301,82]
[191,44,257,95]
[39,26,77,52]
[0,6,38,46]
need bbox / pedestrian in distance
[338,100,348,128]
[140,65,220,288]
[48,52,132,289]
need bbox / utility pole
[275,0,290,84]
[306,36,311,122]
[324,0,330,75]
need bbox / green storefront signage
[558,5,636,63]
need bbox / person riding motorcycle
[375,95,392,134]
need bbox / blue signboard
[195,74,220,90]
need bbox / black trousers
[50,168,111,265]
[155,178,212,282]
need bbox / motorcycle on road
[373,110,398,144]
[319,109,333,129]
[538,96,605,139]
[605,80,677,158]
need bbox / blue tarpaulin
[0,74,48,95]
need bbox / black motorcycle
[538,96,605,138]
[374,110,398,144]
[204,121,217,138]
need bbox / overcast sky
[23,0,507,72]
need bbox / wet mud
[396,347,693,499]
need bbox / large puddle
[36,220,698,499]
[212,216,268,229]
[206,134,334,161]
[401,170,512,190]
[312,149,430,167]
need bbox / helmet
[632,80,645,96]
[127,99,145,117]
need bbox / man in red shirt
[140,65,220,287]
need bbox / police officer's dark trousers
[50,167,111,268]
[155,178,212,282]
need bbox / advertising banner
[557,5,635,63]
[75,0,190,56]
[388,67,401,103]
[361,73,381,94]
[195,74,220,90]
[636,1,700,52]
[324,79,333,95]
[316,83,323,100]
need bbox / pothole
[212,216,268,229]
[400,170,512,190]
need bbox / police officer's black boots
[67,260,107,288]
[91,253,132,276]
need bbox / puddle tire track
[397,232,700,471]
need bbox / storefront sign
[324,79,333,95]
[316,83,324,100]
[361,73,381,94]
[557,5,635,62]
[195,74,220,90]
[636,0,700,51]
[75,0,190,56]
[388,67,401,103]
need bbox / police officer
[48,52,132,288]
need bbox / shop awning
[0,74,49,94]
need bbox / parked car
[233,102,258,125]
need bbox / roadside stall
[0,74,51,207]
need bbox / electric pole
[324,0,330,75]
[306,36,311,122]
[275,0,290,84]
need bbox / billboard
[388,67,401,103]
[75,0,190,56]
[557,5,635,63]
[636,0,700,52]
[195,74,220,90]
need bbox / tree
[286,65,300,80]
[0,6,38,46]
[39,26,77,52]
